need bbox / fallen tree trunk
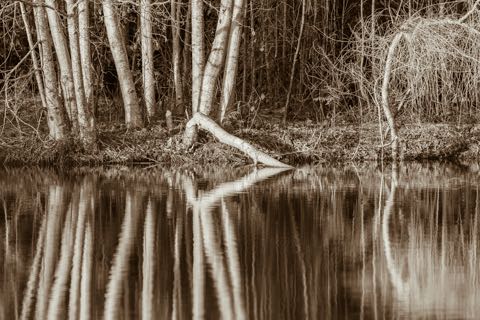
[184,113,292,168]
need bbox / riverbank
[1,115,479,167]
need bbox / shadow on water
[0,163,479,319]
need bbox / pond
[0,163,479,320]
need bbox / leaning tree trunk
[219,0,245,123]
[103,0,144,128]
[45,0,79,133]
[198,0,234,115]
[186,113,291,167]
[182,0,288,168]
[19,2,47,111]
[33,0,69,140]
[141,0,156,120]
[66,0,97,148]
[171,0,184,114]
[184,0,233,147]
[78,0,94,116]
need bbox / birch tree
[183,0,233,146]
[182,0,288,167]
[66,0,97,147]
[191,0,204,114]
[32,0,69,140]
[19,2,47,112]
[103,0,144,128]
[78,0,94,115]
[171,0,184,113]
[45,0,79,132]
[141,0,156,119]
[197,0,234,115]
[220,0,245,123]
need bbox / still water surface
[1,163,479,319]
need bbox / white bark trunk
[219,0,245,123]
[33,1,69,140]
[19,2,47,111]
[45,0,79,132]
[141,0,156,119]
[185,113,292,167]
[66,0,97,147]
[191,0,204,114]
[198,0,234,115]
[103,0,144,128]
[381,32,402,161]
[78,0,94,115]
[171,0,184,113]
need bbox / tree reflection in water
[0,164,479,319]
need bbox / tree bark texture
[103,0,144,128]
[220,0,245,123]
[171,0,184,114]
[66,0,97,147]
[33,0,69,140]
[45,0,79,132]
[20,2,47,111]
[184,113,292,167]
[198,0,234,116]
[191,0,204,114]
[78,0,94,115]
[141,0,156,119]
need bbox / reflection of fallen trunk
[195,167,290,210]
[142,199,156,320]
[20,215,46,320]
[181,167,289,320]
[103,190,141,320]
[185,113,292,168]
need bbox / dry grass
[348,6,480,123]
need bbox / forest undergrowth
[1,99,479,167]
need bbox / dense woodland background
[0,0,480,160]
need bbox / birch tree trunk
[45,0,79,133]
[198,0,234,115]
[171,0,184,113]
[66,0,97,147]
[103,0,144,128]
[141,0,156,120]
[33,1,69,140]
[184,0,234,147]
[78,0,94,116]
[183,1,191,103]
[19,2,47,111]
[191,0,204,114]
[184,113,291,167]
[219,0,245,123]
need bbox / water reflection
[0,164,479,319]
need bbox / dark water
[1,163,479,320]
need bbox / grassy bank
[1,112,479,167]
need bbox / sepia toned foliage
[0,0,479,164]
